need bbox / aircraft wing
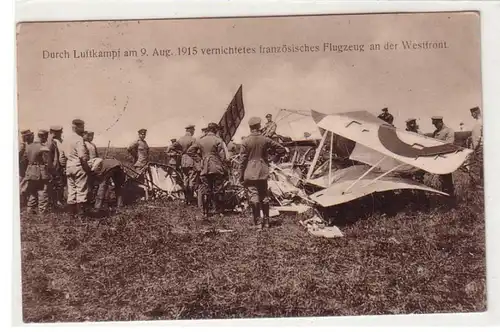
[311,110,473,175]
[307,165,447,207]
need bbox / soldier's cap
[38,129,48,136]
[138,128,147,134]
[406,118,416,123]
[185,125,195,130]
[266,113,272,118]
[86,131,94,135]
[470,106,481,113]
[431,116,443,121]
[207,122,219,131]
[248,116,262,126]
[382,107,389,112]
[72,119,85,126]
[50,125,63,132]
[20,129,33,136]
[171,138,176,142]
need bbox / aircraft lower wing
[311,110,473,175]
[307,165,447,207]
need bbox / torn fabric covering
[308,164,447,207]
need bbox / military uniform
[47,126,66,208]
[92,158,126,210]
[240,117,286,228]
[431,116,455,198]
[128,133,149,169]
[24,131,52,214]
[378,108,394,125]
[262,114,277,138]
[85,141,98,159]
[470,107,484,184]
[178,125,198,204]
[65,120,90,213]
[188,125,227,217]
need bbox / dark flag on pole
[218,85,245,145]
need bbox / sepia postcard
[15,11,485,323]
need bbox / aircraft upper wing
[311,110,473,175]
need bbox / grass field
[19,147,486,322]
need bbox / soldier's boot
[251,203,262,229]
[67,203,76,216]
[116,195,124,209]
[202,194,210,220]
[262,202,270,229]
[76,203,87,217]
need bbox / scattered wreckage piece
[299,216,343,238]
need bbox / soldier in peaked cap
[262,113,277,138]
[19,129,35,207]
[23,129,52,214]
[187,122,227,219]
[469,106,483,185]
[431,116,456,200]
[64,118,91,216]
[128,128,149,168]
[378,107,394,125]
[177,124,198,205]
[239,116,286,230]
[405,118,422,134]
[83,131,98,159]
[47,125,66,209]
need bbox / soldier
[166,139,181,171]
[227,139,237,158]
[187,123,227,219]
[405,118,422,134]
[24,130,52,214]
[177,125,198,205]
[262,113,277,138]
[378,107,394,125]
[19,129,34,207]
[470,106,483,185]
[127,129,149,171]
[47,125,66,209]
[91,158,126,213]
[65,119,91,216]
[83,131,98,159]
[200,127,208,139]
[239,117,286,229]
[431,116,455,199]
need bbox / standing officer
[24,130,52,214]
[239,117,286,229]
[470,106,483,185]
[405,118,422,134]
[431,116,456,199]
[128,129,149,171]
[65,119,91,216]
[262,113,277,138]
[83,131,98,159]
[178,125,197,205]
[48,125,66,209]
[187,123,227,219]
[19,129,34,205]
[378,107,394,125]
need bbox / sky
[16,12,482,147]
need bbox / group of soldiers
[18,106,482,223]
[378,106,484,197]
[18,119,126,216]
[125,115,285,228]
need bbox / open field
[19,148,486,322]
